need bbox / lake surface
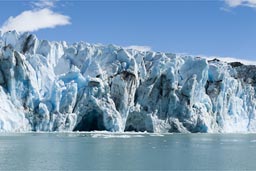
[0,133,256,170]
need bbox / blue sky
[0,0,255,61]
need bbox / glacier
[0,30,255,133]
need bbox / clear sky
[0,0,255,61]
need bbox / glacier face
[0,31,255,133]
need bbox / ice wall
[0,31,255,133]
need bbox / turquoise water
[0,133,256,170]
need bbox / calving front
[0,31,255,133]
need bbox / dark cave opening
[73,109,106,131]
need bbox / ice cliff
[0,31,255,133]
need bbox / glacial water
[0,133,256,170]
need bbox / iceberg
[0,30,255,133]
